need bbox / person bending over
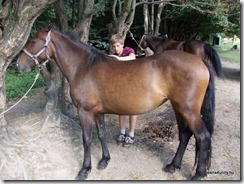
[109,33,137,147]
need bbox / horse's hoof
[97,159,110,170]
[191,173,207,180]
[76,169,90,180]
[75,174,87,180]
[191,175,202,180]
[163,164,179,174]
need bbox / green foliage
[89,39,109,51]
[31,5,56,35]
[5,70,45,101]
[160,0,240,39]
[94,0,112,18]
[5,0,240,104]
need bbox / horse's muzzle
[16,59,32,73]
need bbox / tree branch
[112,0,118,22]
[135,0,173,7]
[135,0,225,15]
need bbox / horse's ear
[47,22,54,31]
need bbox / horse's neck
[51,30,87,82]
[162,40,182,50]
[148,40,162,52]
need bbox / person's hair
[110,33,124,45]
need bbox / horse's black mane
[55,28,109,68]
[146,34,168,42]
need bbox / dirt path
[1,60,240,180]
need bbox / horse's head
[139,35,148,49]
[16,24,54,72]
[136,35,147,55]
[136,34,169,54]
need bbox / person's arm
[109,53,135,61]
[118,53,136,61]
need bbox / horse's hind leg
[95,114,111,170]
[164,111,193,173]
[165,104,211,180]
[181,112,211,180]
[191,125,211,180]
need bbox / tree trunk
[73,0,95,43]
[28,0,95,124]
[108,0,136,53]
[150,0,154,34]
[53,0,77,119]
[51,0,95,119]
[154,3,164,35]
[0,0,58,179]
[143,2,149,34]
[0,0,58,125]
[54,0,68,32]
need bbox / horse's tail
[201,62,215,136]
[204,43,224,78]
[194,62,215,170]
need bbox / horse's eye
[31,40,36,44]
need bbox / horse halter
[23,30,52,70]
[128,30,145,51]
[138,35,146,51]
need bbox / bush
[5,70,45,101]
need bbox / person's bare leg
[117,115,127,144]
[119,115,126,134]
[123,115,137,146]
[128,115,137,137]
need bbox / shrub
[5,70,45,101]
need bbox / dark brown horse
[17,24,217,180]
[137,34,224,78]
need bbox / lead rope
[0,30,52,115]
[0,71,40,116]
[128,30,141,49]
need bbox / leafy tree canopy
[28,0,240,49]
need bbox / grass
[214,38,240,63]
[5,69,45,101]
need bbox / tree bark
[0,0,58,125]
[73,0,95,43]
[39,0,95,120]
[150,0,154,34]
[143,2,149,34]
[154,3,164,35]
[52,0,76,119]
[107,0,136,53]
[0,0,57,179]
[54,0,68,32]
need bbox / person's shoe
[116,134,126,144]
[123,135,134,147]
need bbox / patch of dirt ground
[1,60,240,181]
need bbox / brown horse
[137,34,224,78]
[17,24,216,180]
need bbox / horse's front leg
[76,109,94,180]
[95,114,110,170]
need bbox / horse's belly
[102,92,167,115]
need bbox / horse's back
[156,50,205,70]
[155,50,209,90]
[183,40,205,59]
